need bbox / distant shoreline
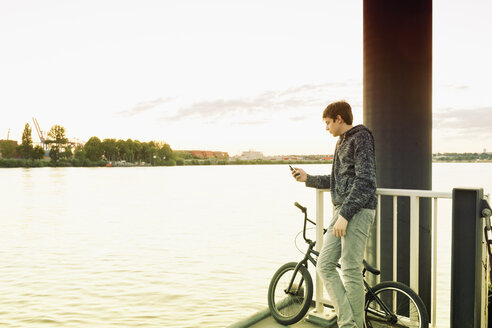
[0,158,331,168]
[432,160,492,163]
[1,158,492,168]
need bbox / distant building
[0,140,19,158]
[213,151,229,159]
[0,140,17,146]
[186,150,229,159]
[240,150,264,160]
[189,150,206,158]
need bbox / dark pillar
[363,0,433,315]
[451,188,485,328]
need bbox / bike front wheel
[365,281,429,328]
[267,262,313,325]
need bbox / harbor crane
[31,118,84,150]
[32,118,48,149]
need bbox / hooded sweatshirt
[305,124,377,221]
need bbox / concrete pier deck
[228,305,337,328]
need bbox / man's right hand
[291,167,307,182]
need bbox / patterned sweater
[305,124,377,221]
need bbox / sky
[1,0,491,156]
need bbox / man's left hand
[333,216,348,238]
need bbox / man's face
[324,116,343,137]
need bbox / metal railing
[312,188,452,327]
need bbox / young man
[292,100,377,328]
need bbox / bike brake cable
[294,227,316,254]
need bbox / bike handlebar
[294,202,307,213]
[294,202,326,240]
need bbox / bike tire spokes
[268,262,313,325]
[273,269,307,318]
[366,288,422,328]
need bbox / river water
[0,163,491,327]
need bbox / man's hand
[291,167,307,182]
[333,216,348,237]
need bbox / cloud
[442,84,470,91]
[279,81,355,97]
[289,115,309,122]
[434,106,492,137]
[159,81,360,124]
[117,97,176,117]
[232,120,269,126]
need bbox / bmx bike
[267,202,429,328]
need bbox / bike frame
[363,280,397,322]
[286,203,397,323]
[285,207,318,295]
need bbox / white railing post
[409,195,420,294]
[392,196,398,312]
[315,189,325,314]
[432,197,438,327]
[376,195,381,284]
[376,188,452,327]
[393,196,398,283]
[307,189,336,325]
[311,187,455,326]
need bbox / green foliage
[71,158,106,167]
[154,158,176,166]
[99,139,175,165]
[49,147,60,162]
[32,146,46,160]
[116,139,127,161]
[20,123,34,159]
[46,125,68,162]
[74,145,85,160]
[174,150,192,159]
[433,152,492,162]
[0,158,21,167]
[1,121,254,168]
[0,158,48,168]
[163,159,176,166]
[132,140,143,162]
[0,140,17,159]
[62,145,73,160]
[124,139,135,162]
[140,142,158,164]
[50,159,71,167]
[102,138,118,161]
[157,143,174,160]
[84,136,104,161]
[28,159,48,167]
[47,125,68,146]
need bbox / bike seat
[363,260,380,275]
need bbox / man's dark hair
[322,100,353,125]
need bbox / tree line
[0,123,46,160]
[0,123,178,167]
[433,152,492,162]
[76,136,175,165]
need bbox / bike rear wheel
[365,281,429,328]
[267,262,313,325]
